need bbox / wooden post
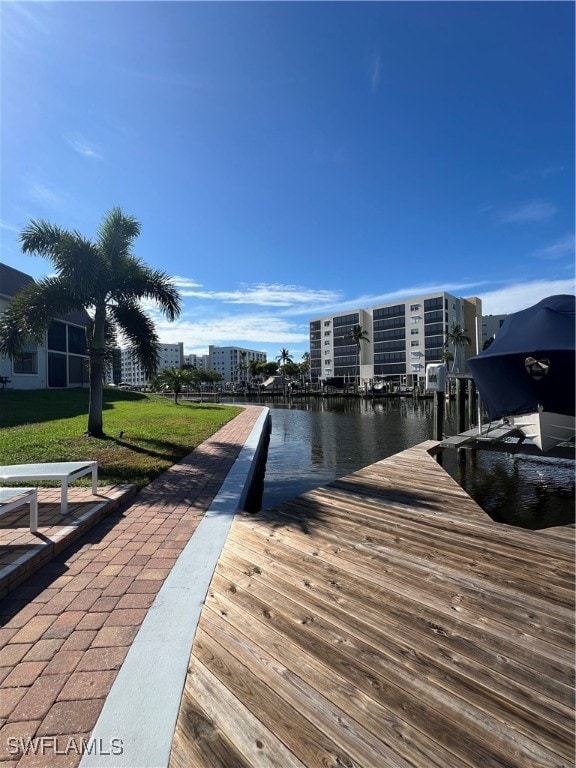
[467,378,477,427]
[456,377,466,433]
[433,390,444,441]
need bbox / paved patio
[0,405,266,767]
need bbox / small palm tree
[300,351,310,381]
[155,367,196,404]
[350,324,370,386]
[276,348,293,391]
[237,350,248,384]
[276,348,293,374]
[247,359,261,384]
[445,322,472,372]
[0,208,181,436]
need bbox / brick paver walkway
[0,406,263,767]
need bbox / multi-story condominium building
[0,264,90,390]
[310,292,482,388]
[184,353,209,370]
[207,345,267,383]
[120,342,184,387]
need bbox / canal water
[243,397,574,530]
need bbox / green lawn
[0,388,242,488]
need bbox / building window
[47,322,67,352]
[410,317,420,324]
[69,356,88,386]
[13,349,38,374]
[324,340,331,345]
[410,328,419,335]
[324,331,331,336]
[411,340,419,347]
[410,304,420,311]
[68,325,87,355]
[324,321,331,326]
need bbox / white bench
[0,461,98,515]
[0,487,38,533]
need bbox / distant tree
[0,208,180,436]
[300,351,311,380]
[155,367,196,404]
[445,322,472,371]
[248,359,261,382]
[276,348,293,390]
[350,324,370,385]
[236,350,248,383]
[282,361,300,379]
[259,361,280,377]
[441,346,454,366]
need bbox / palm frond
[111,261,181,320]
[0,279,82,357]
[109,302,160,377]
[97,208,141,264]
[20,220,102,298]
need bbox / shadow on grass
[0,388,148,428]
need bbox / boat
[468,294,575,452]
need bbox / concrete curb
[81,407,271,768]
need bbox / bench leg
[30,493,38,533]
[61,480,68,515]
[92,465,98,495]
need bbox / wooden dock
[169,441,575,768]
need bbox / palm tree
[155,367,196,404]
[300,351,310,382]
[445,322,472,372]
[247,359,261,384]
[236,350,248,384]
[276,347,293,392]
[350,324,370,386]
[0,208,181,437]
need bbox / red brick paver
[0,407,262,767]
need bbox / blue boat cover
[468,294,576,419]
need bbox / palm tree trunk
[87,306,106,437]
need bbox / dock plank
[169,441,575,768]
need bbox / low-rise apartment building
[0,264,90,390]
[310,291,482,388]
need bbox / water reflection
[257,397,574,529]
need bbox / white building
[0,264,90,390]
[207,345,267,383]
[120,342,184,387]
[184,353,209,370]
[310,291,482,387]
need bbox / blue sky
[1,1,574,363]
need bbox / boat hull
[507,411,576,452]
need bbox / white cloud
[151,312,309,354]
[0,220,20,233]
[27,180,61,206]
[288,280,491,317]
[532,234,575,260]
[479,279,575,315]
[501,201,557,224]
[180,282,341,307]
[64,135,102,160]
[171,275,202,288]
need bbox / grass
[0,388,242,488]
